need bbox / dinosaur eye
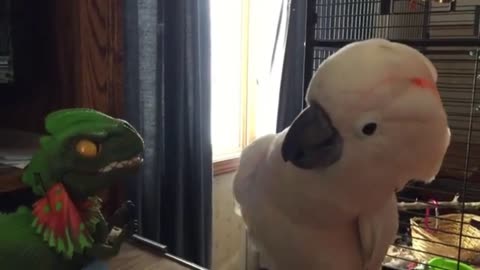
[75,139,99,158]
[362,123,377,136]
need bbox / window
[210,0,244,162]
[210,0,289,170]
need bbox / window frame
[212,0,253,175]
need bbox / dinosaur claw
[109,201,138,229]
[123,201,136,217]
[125,200,135,208]
[123,219,139,237]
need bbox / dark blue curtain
[123,0,212,267]
[276,0,308,132]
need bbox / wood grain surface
[0,0,124,131]
[73,0,124,115]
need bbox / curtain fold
[123,0,212,267]
[276,0,308,132]
[249,0,291,138]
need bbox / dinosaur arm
[91,216,110,244]
[85,221,129,260]
[85,202,138,260]
[84,219,117,260]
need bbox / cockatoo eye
[362,123,377,136]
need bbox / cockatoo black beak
[281,103,343,169]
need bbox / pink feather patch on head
[410,77,439,97]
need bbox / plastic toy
[0,108,144,270]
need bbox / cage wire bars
[303,0,480,269]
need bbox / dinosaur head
[23,108,144,200]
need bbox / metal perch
[397,194,480,211]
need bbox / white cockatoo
[233,38,451,270]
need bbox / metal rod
[456,47,480,270]
[164,253,209,270]
[312,38,480,47]
[130,234,167,253]
[130,234,209,270]
[303,0,317,106]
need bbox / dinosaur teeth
[99,165,113,173]
[98,155,143,173]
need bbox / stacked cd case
[0,0,13,84]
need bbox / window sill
[213,155,240,176]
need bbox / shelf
[0,128,40,193]
[0,166,26,192]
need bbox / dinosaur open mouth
[98,155,143,173]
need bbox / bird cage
[304,0,480,269]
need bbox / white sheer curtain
[248,0,291,139]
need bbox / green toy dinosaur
[0,108,144,270]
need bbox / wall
[212,172,247,270]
